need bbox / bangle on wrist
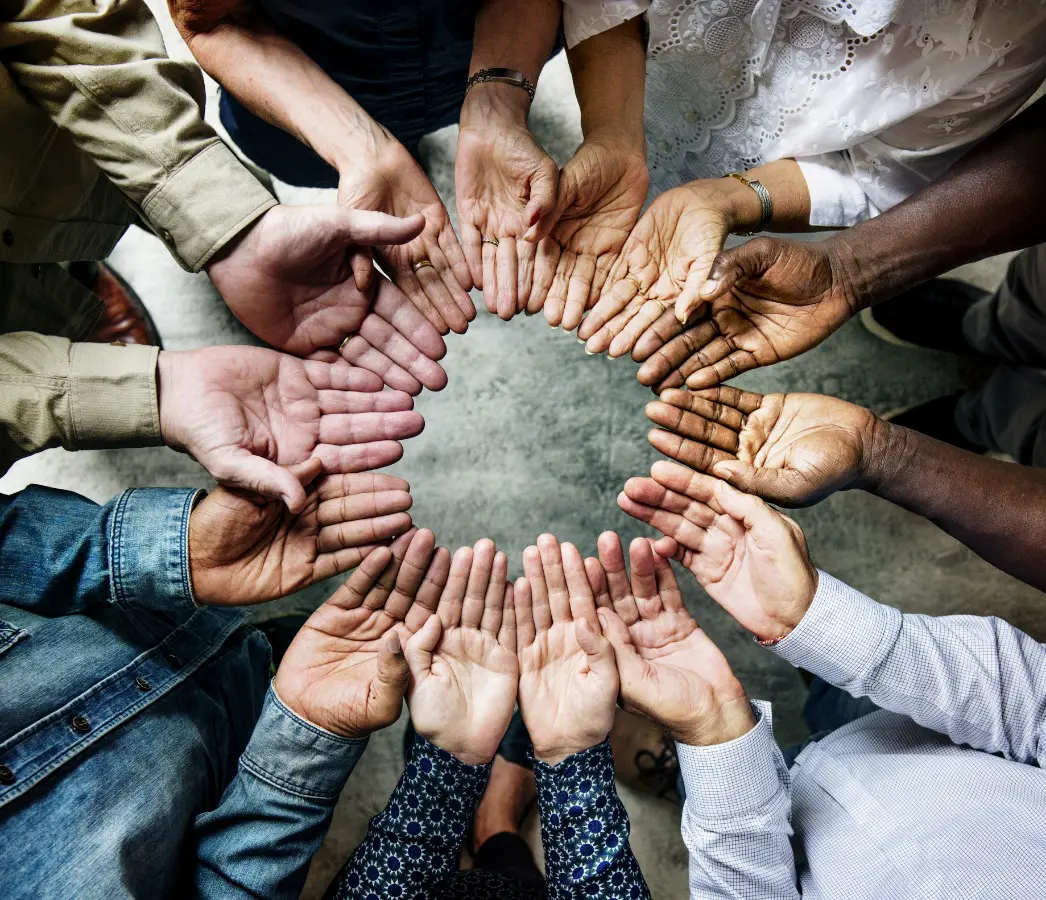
[725,172,773,235]
[466,68,536,103]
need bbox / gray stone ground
[4,12,1044,898]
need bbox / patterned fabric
[331,735,651,900]
[562,0,1046,225]
[676,571,1046,899]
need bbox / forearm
[174,4,390,172]
[194,686,368,900]
[460,0,561,128]
[862,420,1046,592]
[829,95,1046,309]
[676,702,799,900]
[773,575,1046,766]
[567,17,646,149]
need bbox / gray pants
[958,243,1046,465]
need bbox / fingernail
[585,347,596,356]
[577,337,585,344]
[699,279,718,297]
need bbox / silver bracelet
[726,172,773,235]
[465,67,536,103]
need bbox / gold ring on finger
[482,237,500,248]
[649,297,671,313]
[411,259,434,273]
[625,275,643,292]
[338,335,352,354]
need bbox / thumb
[575,617,615,669]
[712,478,784,536]
[524,160,559,242]
[323,206,426,248]
[287,457,323,490]
[376,631,410,697]
[697,236,781,306]
[216,454,307,514]
[711,459,787,500]
[403,614,442,680]
[597,609,651,701]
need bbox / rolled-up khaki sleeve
[0,333,160,473]
[0,0,276,271]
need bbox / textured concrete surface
[4,11,1044,898]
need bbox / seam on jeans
[108,489,132,607]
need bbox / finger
[561,542,599,629]
[536,533,570,623]
[317,471,410,500]
[439,546,474,629]
[644,402,740,454]
[316,486,413,527]
[650,459,728,507]
[362,529,417,609]
[516,237,536,313]
[349,246,374,294]
[561,253,596,333]
[318,411,425,445]
[578,274,640,344]
[597,607,636,655]
[480,550,509,635]
[523,161,559,242]
[325,207,425,246]
[482,239,498,315]
[317,510,414,554]
[326,545,393,611]
[584,556,611,609]
[495,237,519,321]
[404,546,452,634]
[543,251,571,327]
[632,309,686,363]
[376,631,410,702]
[608,298,670,359]
[713,478,797,538]
[623,474,719,525]
[358,314,449,393]
[596,531,639,625]
[648,428,736,473]
[711,459,805,503]
[522,544,552,632]
[574,618,615,673]
[384,528,438,620]
[462,222,484,290]
[303,359,385,393]
[663,386,753,428]
[311,441,405,475]
[616,492,710,554]
[462,538,496,628]
[652,552,685,612]
[627,537,660,616]
[371,278,448,362]
[393,266,446,335]
[404,613,442,679]
[317,389,415,414]
[596,609,648,699]
[339,335,423,396]
[514,576,536,648]
[286,457,323,490]
[636,321,718,388]
[414,253,469,334]
[527,237,560,315]
[676,260,717,324]
[435,223,476,309]
[214,454,306,514]
[498,582,517,654]
[587,294,646,356]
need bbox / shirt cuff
[676,700,784,818]
[770,571,901,689]
[69,342,161,449]
[795,155,880,227]
[107,487,202,613]
[239,685,369,803]
[141,141,277,272]
[563,1,649,48]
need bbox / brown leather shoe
[72,261,162,347]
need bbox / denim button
[71,715,91,734]
[0,764,14,785]
[135,676,151,691]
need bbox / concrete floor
[4,12,1044,899]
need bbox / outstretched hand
[515,534,619,765]
[405,540,518,765]
[273,528,451,738]
[158,345,424,512]
[588,533,754,746]
[645,386,881,507]
[618,466,817,642]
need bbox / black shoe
[884,392,988,454]
[860,278,989,355]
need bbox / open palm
[406,540,518,765]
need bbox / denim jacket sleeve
[0,485,201,616]
[534,739,651,899]
[193,685,369,900]
[328,733,492,900]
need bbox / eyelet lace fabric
[564,0,1046,220]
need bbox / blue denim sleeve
[329,733,492,900]
[194,685,369,900]
[0,485,200,615]
[535,739,651,900]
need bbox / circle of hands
[179,96,895,751]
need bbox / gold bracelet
[725,172,773,236]
[465,68,536,103]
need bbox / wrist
[533,738,602,767]
[461,82,531,128]
[857,416,908,497]
[686,178,763,234]
[155,351,185,452]
[671,691,757,747]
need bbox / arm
[773,571,1046,767]
[535,739,651,899]
[1,0,274,272]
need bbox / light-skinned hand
[587,532,755,746]
[273,528,451,738]
[634,236,858,391]
[645,386,882,507]
[157,345,424,512]
[618,467,817,642]
[189,465,414,606]
[405,540,518,765]
[515,534,619,766]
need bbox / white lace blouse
[563,0,1046,226]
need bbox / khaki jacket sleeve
[0,333,161,475]
[0,0,276,271]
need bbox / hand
[404,540,518,765]
[515,534,619,765]
[456,94,559,320]
[158,345,424,512]
[634,236,859,391]
[336,276,450,395]
[645,386,882,507]
[189,469,413,605]
[338,140,475,336]
[273,528,452,738]
[618,465,817,642]
[205,204,425,354]
[534,137,648,332]
[578,177,757,358]
[588,533,755,746]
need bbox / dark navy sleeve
[535,739,651,900]
[329,733,492,900]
